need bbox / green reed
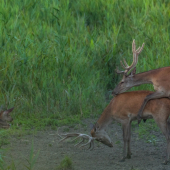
[0,0,170,127]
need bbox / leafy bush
[56,156,73,170]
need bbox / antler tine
[116,40,144,76]
[136,43,145,54]
[88,140,95,151]
[123,58,129,68]
[120,60,127,69]
[120,59,130,69]
[132,39,136,52]
[59,133,80,143]
[125,40,145,74]
[71,134,84,142]
[115,67,125,74]
[78,134,95,149]
[74,138,85,147]
[79,137,94,148]
[131,42,144,68]
[58,133,95,149]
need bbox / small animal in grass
[0,107,14,129]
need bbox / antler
[58,133,96,150]
[116,39,145,75]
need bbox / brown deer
[59,91,170,164]
[112,40,170,122]
[0,107,14,129]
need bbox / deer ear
[93,124,96,131]
[130,67,136,76]
[3,107,14,115]
[93,123,99,131]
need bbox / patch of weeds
[25,141,40,170]
[69,125,75,129]
[56,156,73,170]
[146,135,157,146]
[115,140,121,145]
[73,126,78,130]
[0,148,19,170]
[4,160,18,170]
[135,119,160,143]
[80,123,86,127]
[131,166,139,170]
[0,129,11,147]
[14,130,31,138]
[131,121,138,128]
[63,127,70,133]
[0,138,10,146]
[48,143,52,147]
[115,140,121,148]
[0,141,39,170]
[51,126,57,130]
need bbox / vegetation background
[0,0,170,169]
[0,0,170,128]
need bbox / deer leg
[164,122,170,165]
[127,122,132,159]
[119,121,131,162]
[154,119,170,164]
[164,139,170,165]
[138,92,165,122]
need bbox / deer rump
[59,91,170,165]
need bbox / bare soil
[2,119,170,170]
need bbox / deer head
[112,40,145,95]
[91,123,113,147]
[59,123,113,150]
[0,107,14,128]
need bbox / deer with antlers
[112,40,170,122]
[59,91,170,164]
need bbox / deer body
[112,40,170,121]
[59,91,170,164]
[91,91,170,164]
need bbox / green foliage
[0,130,10,146]
[0,140,39,170]
[56,156,73,170]
[0,0,170,128]
[25,141,40,170]
[136,119,160,144]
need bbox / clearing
[2,119,170,170]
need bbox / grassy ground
[0,0,170,168]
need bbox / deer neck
[96,100,113,130]
[133,71,153,86]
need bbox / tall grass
[0,0,170,127]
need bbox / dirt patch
[2,119,170,170]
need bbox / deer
[112,39,170,123]
[0,107,14,129]
[59,91,170,165]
